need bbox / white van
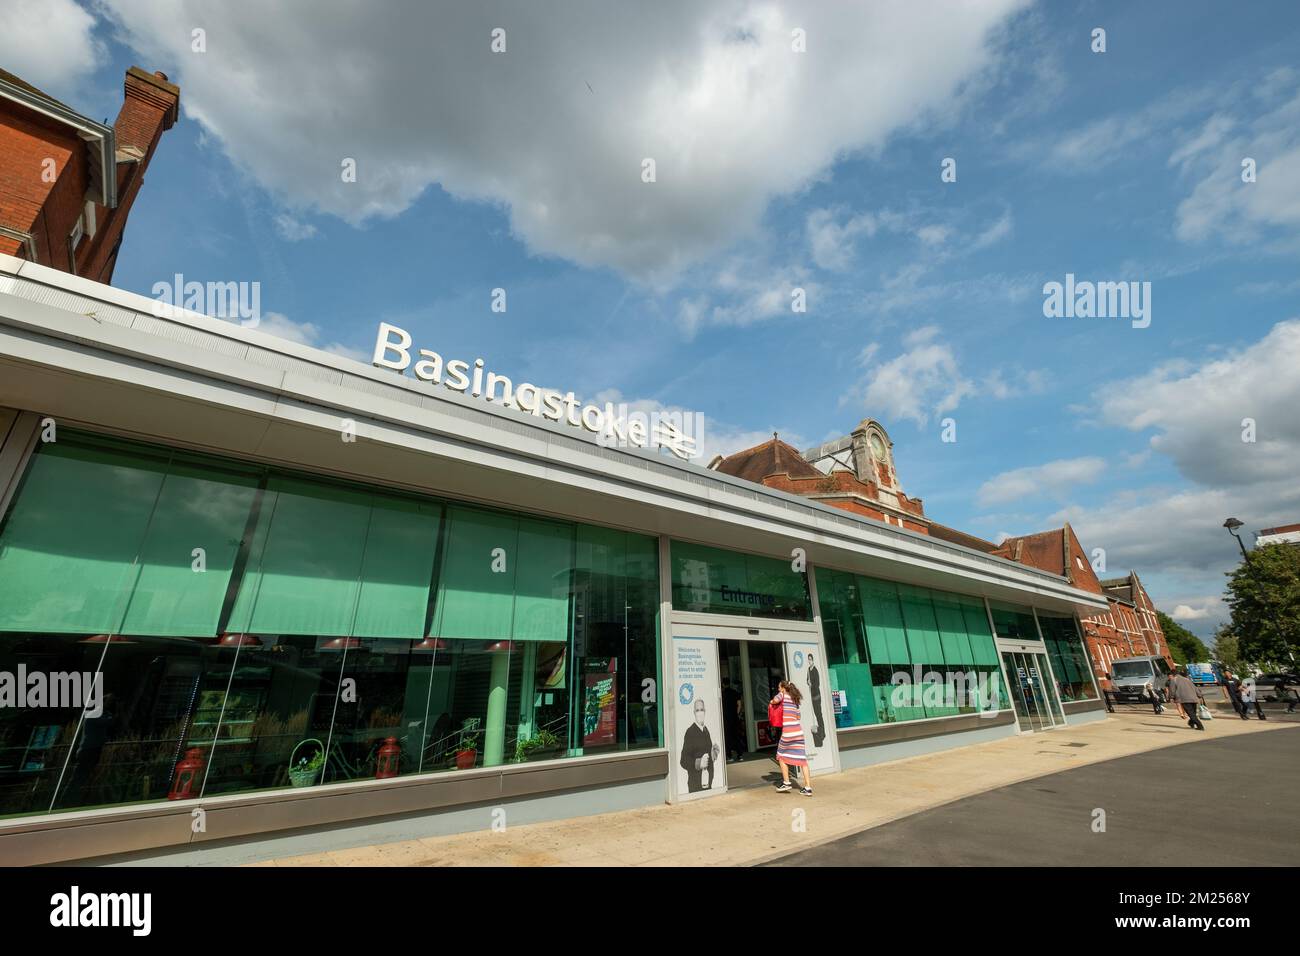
[1109,655,1174,702]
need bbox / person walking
[1141,678,1164,715]
[770,680,812,795]
[1167,669,1204,731]
[1224,672,1247,719]
[1240,679,1266,720]
[1273,680,1298,715]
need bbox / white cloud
[248,311,368,362]
[272,213,318,242]
[1094,319,1300,489]
[859,265,1033,316]
[851,326,973,427]
[850,326,1044,428]
[1016,319,1300,636]
[1167,113,1235,167]
[0,0,104,101]
[1171,603,1211,622]
[1237,277,1300,297]
[590,389,800,466]
[914,224,952,247]
[1174,83,1300,244]
[977,457,1106,507]
[807,207,982,272]
[100,0,1030,282]
[676,258,813,337]
[1062,320,1300,578]
[971,210,1013,249]
[806,208,876,271]
[1028,83,1219,172]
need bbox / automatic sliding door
[1003,651,1049,732]
[1033,652,1066,726]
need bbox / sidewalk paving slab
[257,713,1296,868]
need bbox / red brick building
[0,66,179,283]
[988,527,1172,684]
[712,419,1172,688]
[709,419,929,532]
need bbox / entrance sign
[784,641,836,773]
[372,322,701,460]
[671,636,726,800]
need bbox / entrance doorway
[718,639,785,787]
[1001,650,1065,732]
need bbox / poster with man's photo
[671,635,726,800]
[783,641,837,773]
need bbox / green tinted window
[670,540,810,620]
[512,517,575,642]
[960,596,999,665]
[227,478,373,636]
[989,600,1040,642]
[1038,612,1097,701]
[351,496,441,638]
[432,507,519,639]
[932,592,975,666]
[0,441,257,636]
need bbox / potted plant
[454,718,480,770]
[289,739,325,787]
[513,726,560,763]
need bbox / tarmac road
[767,723,1300,866]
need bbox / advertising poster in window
[581,657,618,748]
[671,636,726,801]
[783,640,837,773]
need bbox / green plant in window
[456,718,481,753]
[288,740,325,788]
[512,726,560,762]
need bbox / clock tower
[800,418,926,530]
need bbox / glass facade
[1037,612,1098,701]
[0,433,661,819]
[988,600,1040,643]
[670,540,811,621]
[815,568,1008,728]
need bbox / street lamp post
[1223,517,1251,564]
[1223,517,1295,668]
[1223,519,1252,667]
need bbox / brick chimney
[115,67,180,161]
[79,67,180,282]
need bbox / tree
[1224,542,1300,665]
[1212,626,1243,672]
[1156,611,1209,665]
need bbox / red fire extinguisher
[168,747,206,800]
[375,736,401,779]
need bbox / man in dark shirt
[721,678,745,762]
[1168,670,1204,730]
[679,699,720,792]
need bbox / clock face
[869,434,887,461]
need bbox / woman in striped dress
[771,680,812,795]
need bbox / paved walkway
[254,712,1296,867]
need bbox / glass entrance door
[1002,651,1063,732]
[718,639,784,760]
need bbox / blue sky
[6,0,1299,638]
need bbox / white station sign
[372,322,699,460]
